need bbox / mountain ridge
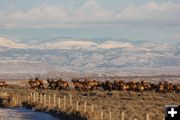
[0,36,179,76]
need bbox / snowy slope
[0,37,179,75]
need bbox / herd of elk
[27,78,180,93]
[0,77,178,94]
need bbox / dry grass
[0,84,180,120]
[65,90,179,120]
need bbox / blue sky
[0,0,180,43]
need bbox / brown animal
[113,80,126,91]
[72,78,84,91]
[136,84,145,92]
[121,83,130,91]
[174,84,180,93]
[82,79,99,90]
[72,78,99,91]
[140,81,151,91]
[156,82,165,93]
[56,79,70,90]
[80,79,92,91]
[166,83,174,92]
[0,81,7,87]
[127,81,137,91]
[150,82,158,92]
[28,77,44,89]
[101,81,113,91]
[47,78,58,90]
[28,79,38,89]
[35,77,44,89]
[89,80,99,90]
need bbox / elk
[0,81,7,88]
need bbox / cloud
[0,1,180,28]
[3,4,67,21]
[73,0,113,21]
[115,2,180,24]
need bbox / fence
[7,90,165,120]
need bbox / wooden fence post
[19,100,21,106]
[76,101,79,111]
[53,94,56,108]
[36,92,39,102]
[91,104,94,113]
[94,113,97,120]
[30,92,32,102]
[146,113,149,120]
[84,101,87,113]
[48,95,51,108]
[109,111,112,120]
[14,99,16,106]
[100,110,103,120]
[69,94,72,106]
[121,112,125,120]
[15,96,17,106]
[63,96,66,110]
[33,92,35,102]
[58,97,61,109]
[38,93,40,102]
[35,92,37,102]
[40,93,43,103]
[30,92,32,98]
[12,96,14,105]
[44,94,46,107]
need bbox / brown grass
[0,85,180,120]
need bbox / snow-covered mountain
[0,37,28,49]
[0,37,179,75]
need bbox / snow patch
[0,37,28,49]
